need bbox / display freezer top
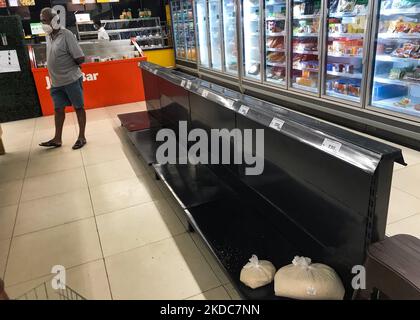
[139,61,406,173]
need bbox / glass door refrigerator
[195,0,211,68]
[323,0,371,104]
[171,0,196,62]
[290,0,323,93]
[208,0,224,71]
[368,0,420,119]
[264,0,288,86]
[223,0,239,75]
[241,0,263,81]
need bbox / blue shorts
[50,77,84,110]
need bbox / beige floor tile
[125,154,150,177]
[26,151,83,178]
[82,108,111,122]
[392,164,420,199]
[0,205,18,241]
[15,188,93,236]
[187,286,231,300]
[166,196,189,230]
[0,238,10,278]
[5,218,102,286]
[0,148,30,166]
[6,259,111,300]
[85,158,137,187]
[0,179,23,207]
[400,147,420,167]
[1,118,36,135]
[84,130,122,148]
[97,200,186,257]
[190,232,231,286]
[84,119,118,136]
[35,113,75,130]
[90,176,163,215]
[387,188,420,224]
[21,167,87,202]
[105,233,220,300]
[386,213,420,238]
[81,143,127,166]
[0,160,27,183]
[32,126,76,148]
[2,131,33,151]
[224,283,242,300]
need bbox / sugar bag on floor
[274,256,345,300]
[240,255,276,289]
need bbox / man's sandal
[39,140,62,148]
[72,139,87,150]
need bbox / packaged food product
[274,256,345,300]
[240,255,276,289]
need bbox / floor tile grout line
[182,284,229,300]
[79,149,114,301]
[387,211,420,226]
[392,185,420,201]
[2,122,36,281]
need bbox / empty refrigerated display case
[290,0,322,93]
[324,0,370,104]
[242,0,263,80]
[223,0,239,74]
[264,0,287,86]
[370,0,420,119]
[171,0,197,62]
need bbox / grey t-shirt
[46,29,84,88]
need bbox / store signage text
[45,72,99,90]
[155,121,265,176]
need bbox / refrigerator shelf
[266,17,286,21]
[329,12,368,18]
[292,83,318,92]
[327,71,363,79]
[293,14,320,19]
[293,33,319,37]
[293,67,319,72]
[266,61,286,67]
[326,90,360,102]
[373,96,420,117]
[266,47,285,52]
[375,55,420,64]
[267,32,286,36]
[380,8,420,16]
[266,0,287,5]
[328,33,364,39]
[266,77,286,85]
[294,50,318,55]
[374,76,420,87]
[378,33,420,39]
[328,53,363,59]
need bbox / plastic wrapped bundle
[240,255,276,289]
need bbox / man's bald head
[40,7,57,24]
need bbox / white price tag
[202,89,209,98]
[153,69,158,75]
[321,138,342,154]
[269,117,285,131]
[238,105,249,115]
[186,80,192,89]
[226,99,235,108]
[181,80,186,87]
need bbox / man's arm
[74,56,85,65]
[66,31,85,65]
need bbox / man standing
[39,7,87,150]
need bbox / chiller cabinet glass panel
[209,0,223,70]
[242,0,262,80]
[171,1,186,59]
[196,0,210,67]
[183,0,196,61]
[223,0,239,74]
[324,0,369,103]
[291,0,322,93]
[371,0,420,118]
[265,0,287,86]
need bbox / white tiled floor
[0,101,419,300]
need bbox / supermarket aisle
[0,102,238,300]
[0,103,419,300]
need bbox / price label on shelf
[226,99,235,108]
[186,80,192,89]
[321,138,342,154]
[269,117,285,131]
[238,105,249,115]
[202,89,209,98]
[181,80,186,88]
[153,69,158,75]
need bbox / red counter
[30,56,147,116]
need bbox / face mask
[42,23,53,34]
